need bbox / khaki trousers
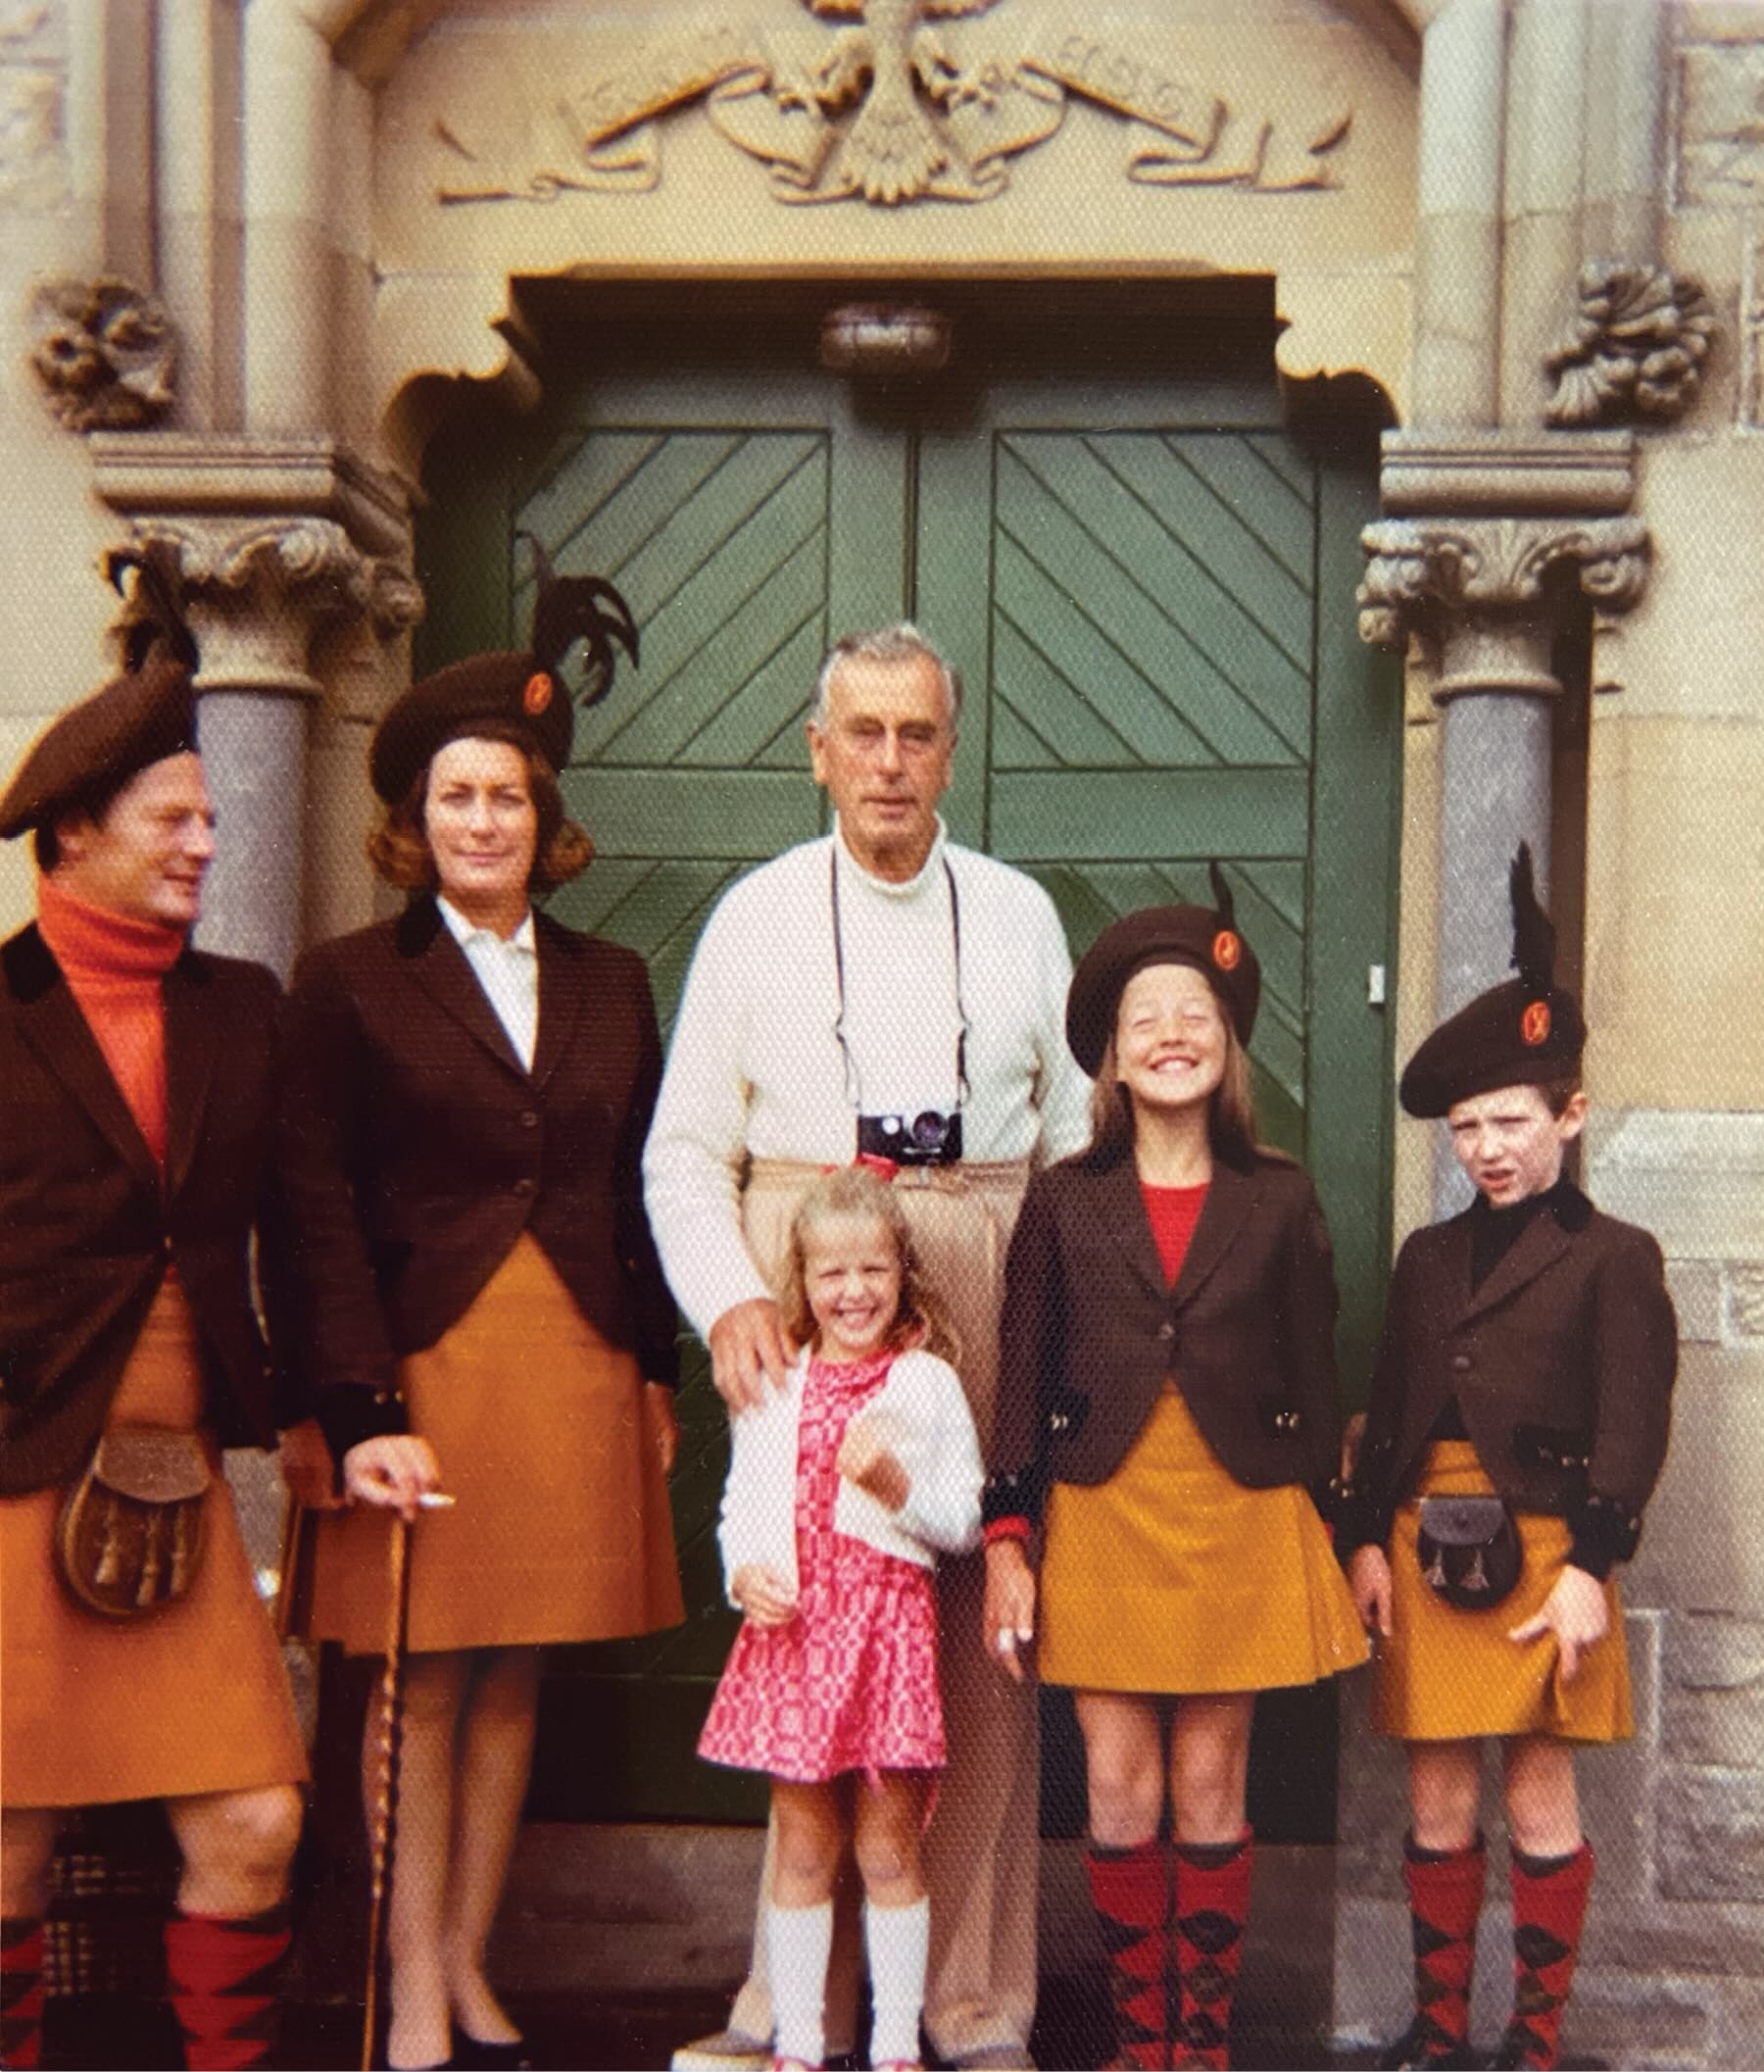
[725,1158,1039,2061]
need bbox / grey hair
[811,621,962,728]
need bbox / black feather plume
[106,540,199,672]
[519,532,639,711]
[1208,859,1237,930]
[1509,842,1555,994]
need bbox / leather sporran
[55,1426,212,1618]
[1415,1493,1522,1611]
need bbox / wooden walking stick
[361,1493,453,2072]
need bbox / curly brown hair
[776,1165,959,1367]
[366,723,593,895]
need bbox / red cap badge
[1212,929,1242,972]
[523,671,554,715]
[1520,999,1551,1047]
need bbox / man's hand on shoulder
[709,1297,798,1412]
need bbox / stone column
[89,433,420,981]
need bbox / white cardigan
[716,1348,984,1605]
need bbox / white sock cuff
[863,1897,930,2066]
[768,1899,833,2068]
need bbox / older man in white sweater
[646,622,1089,2071]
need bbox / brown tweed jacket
[1339,1186,1677,1568]
[985,1145,1345,1528]
[0,924,289,1495]
[277,897,678,1455]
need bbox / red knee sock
[1,1918,44,2071]
[1169,1832,1252,2072]
[164,1904,290,2071]
[1396,1834,1486,2064]
[1494,1843,1593,2071]
[1086,1840,1169,2071]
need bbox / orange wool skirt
[297,1236,684,1656]
[1373,1442,1631,1744]
[1039,1384,1368,1695]
[0,1278,309,1808]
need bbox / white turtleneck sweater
[643,820,1091,1340]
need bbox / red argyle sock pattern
[1493,1843,1593,2071]
[1,1918,44,2071]
[1169,1832,1251,2072]
[1398,1835,1486,2063]
[1085,1840,1170,2071]
[164,1904,290,2071]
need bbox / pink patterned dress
[698,1349,947,1782]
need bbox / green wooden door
[414,349,1398,1830]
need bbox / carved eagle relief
[802,0,1004,204]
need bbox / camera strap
[829,843,971,1112]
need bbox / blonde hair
[776,1165,959,1366]
[1085,978,1260,1167]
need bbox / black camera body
[858,1110,963,1166]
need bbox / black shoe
[454,2035,533,2070]
[1376,2017,1479,2070]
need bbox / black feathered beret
[0,546,200,840]
[1399,845,1587,1117]
[1065,863,1261,1074]
[370,536,638,804]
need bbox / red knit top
[36,873,183,1171]
[1140,1178,1210,1287]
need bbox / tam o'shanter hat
[1398,843,1587,1118]
[369,536,639,804]
[1065,862,1262,1075]
[0,544,200,842]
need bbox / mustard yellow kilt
[298,1235,684,1656]
[1372,1442,1632,1744]
[1039,1384,1368,1695]
[1,1277,309,1809]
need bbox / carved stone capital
[89,433,422,696]
[28,277,176,432]
[1358,515,1650,699]
[1544,262,1716,428]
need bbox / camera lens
[910,1110,951,1152]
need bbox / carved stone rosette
[28,277,176,432]
[1544,262,1716,428]
[1358,516,1649,698]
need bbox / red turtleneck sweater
[36,873,184,1171]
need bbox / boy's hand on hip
[1508,1564,1609,1682]
[1348,1544,1394,1639]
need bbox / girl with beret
[279,557,683,2071]
[983,873,1366,2071]
[1340,850,1676,2072]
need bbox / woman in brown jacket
[280,563,682,2071]
[983,882,1365,2072]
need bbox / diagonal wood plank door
[414,354,1397,1829]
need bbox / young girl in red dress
[698,1164,985,2072]
[984,882,1366,2070]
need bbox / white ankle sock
[768,1899,833,2068]
[863,1896,929,2067]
